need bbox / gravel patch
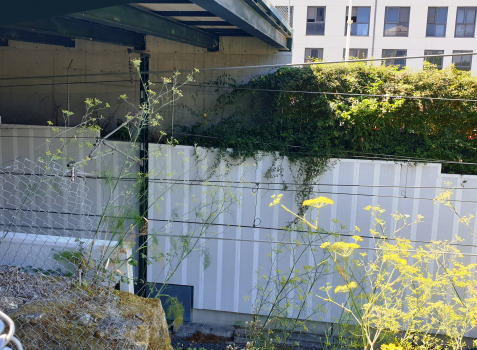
[170,332,325,350]
[171,334,235,350]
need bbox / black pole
[136,52,150,296]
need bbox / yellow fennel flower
[381,345,404,350]
[302,196,334,209]
[270,194,284,207]
[334,282,358,293]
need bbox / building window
[345,7,371,36]
[305,48,323,63]
[276,6,294,28]
[455,7,477,37]
[343,48,368,59]
[452,50,473,71]
[382,49,407,68]
[307,7,326,35]
[426,7,448,37]
[384,7,410,37]
[424,50,444,69]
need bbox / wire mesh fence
[0,107,144,349]
[0,308,23,350]
[0,155,140,349]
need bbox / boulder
[9,290,173,350]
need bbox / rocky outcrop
[0,268,172,350]
[9,290,172,350]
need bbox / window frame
[424,50,445,69]
[344,6,371,36]
[426,7,448,37]
[343,48,368,59]
[306,6,326,36]
[455,7,477,38]
[452,50,473,71]
[382,49,407,68]
[305,48,324,63]
[383,7,411,37]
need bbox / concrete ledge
[192,308,254,326]
[174,322,235,339]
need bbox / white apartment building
[271,0,477,71]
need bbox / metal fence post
[136,52,150,296]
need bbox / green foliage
[53,249,84,266]
[165,296,185,329]
[111,118,133,141]
[180,62,477,212]
[21,266,63,276]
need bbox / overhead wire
[123,180,477,204]
[1,169,476,191]
[0,79,137,88]
[176,83,477,103]
[1,51,477,104]
[4,133,477,167]
[172,131,477,166]
[3,78,477,104]
[0,223,114,236]
[143,232,477,257]
[0,135,96,139]
[2,51,477,81]
[2,206,477,250]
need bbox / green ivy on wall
[178,62,477,213]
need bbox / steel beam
[246,0,292,36]
[142,0,191,3]
[0,27,75,47]
[69,5,219,50]
[150,11,218,17]
[205,29,251,36]
[190,0,289,49]
[0,1,127,26]
[0,0,195,25]
[178,21,234,26]
[11,17,145,49]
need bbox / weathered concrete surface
[0,36,292,129]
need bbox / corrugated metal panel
[148,144,477,323]
[4,130,477,325]
[0,124,139,259]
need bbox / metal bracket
[252,183,261,228]
[68,167,96,182]
[67,113,142,180]
[103,140,142,166]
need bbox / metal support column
[136,52,150,296]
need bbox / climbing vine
[178,62,477,213]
